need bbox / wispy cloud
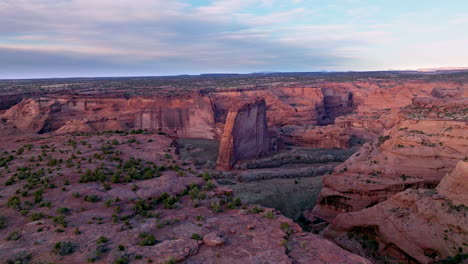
[0,0,467,78]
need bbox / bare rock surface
[323,161,468,264]
[311,98,468,222]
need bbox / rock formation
[310,97,468,222]
[0,94,216,138]
[282,125,351,149]
[216,99,270,170]
[322,161,468,264]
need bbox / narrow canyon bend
[0,72,466,264]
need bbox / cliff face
[210,87,326,127]
[323,161,468,264]
[282,125,350,149]
[0,94,216,138]
[216,99,270,170]
[0,80,465,147]
[310,97,468,222]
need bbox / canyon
[0,72,467,264]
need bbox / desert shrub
[263,211,275,219]
[6,230,21,241]
[280,222,292,235]
[87,244,108,262]
[96,236,109,244]
[0,216,6,229]
[162,195,179,209]
[133,199,153,217]
[5,252,32,264]
[84,195,100,203]
[203,180,216,191]
[378,135,390,145]
[210,201,221,213]
[138,233,157,246]
[57,207,70,215]
[113,255,130,264]
[30,212,45,221]
[34,189,43,203]
[79,169,106,183]
[249,206,264,214]
[191,233,202,241]
[7,196,21,210]
[53,241,76,256]
[53,215,67,227]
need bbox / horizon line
[2,67,468,81]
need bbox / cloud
[5,0,462,77]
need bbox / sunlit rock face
[310,97,468,222]
[131,95,216,139]
[322,161,468,264]
[0,95,217,138]
[216,99,270,170]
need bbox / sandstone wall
[322,161,468,264]
[310,97,468,222]
[0,94,216,138]
[216,99,270,170]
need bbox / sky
[1,0,468,79]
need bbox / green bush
[191,233,202,241]
[7,196,21,209]
[30,212,44,221]
[96,236,109,244]
[138,233,157,246]
[84,195,100,203]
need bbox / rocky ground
[0,74,467,264]
[0,131,370,264]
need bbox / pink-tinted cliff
[0,94,216,138]
[323,161,468,264]
[216,99,270,170]
[309,97,468,222]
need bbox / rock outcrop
[436,160,468,204]
[322,161,468,264]
[310,97,468,222]
[216,99,270,170]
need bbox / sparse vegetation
[53,241,76,256]
[138,232,157,246]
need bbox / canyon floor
[0,71,467,264]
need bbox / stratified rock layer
[0,94,216,138]
[216,99,270,170]
[323,161,468,264]
[311,98,468,222]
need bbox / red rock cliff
[323,161,468,264]
[216,99,270,170]
[310,97,468,222]
[0,94,216,138]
